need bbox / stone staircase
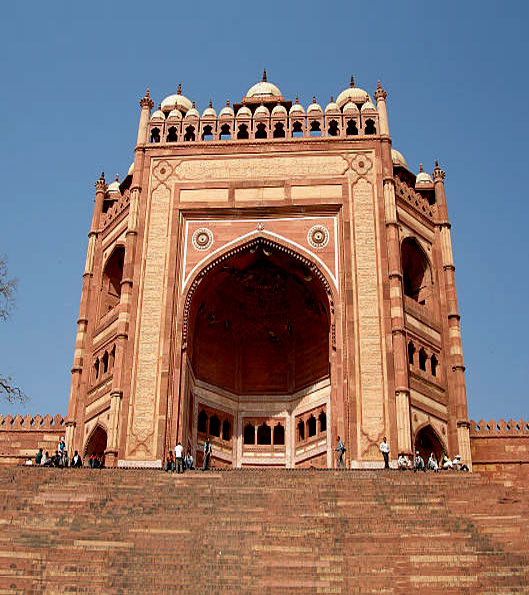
[0,468,527,594]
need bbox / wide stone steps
[0,468,528,593]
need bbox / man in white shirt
[174,441,184,474]
[379,437,390,469]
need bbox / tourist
[25,457,33,466]
[336,436,346,469]
[427,453,439,472]
[89,453,97,468]
[97,453,105,468]
[379,437,390,469]
[441,452,453,470]
[174,441,184,473]
[202,437,212,471]
[35,448,43,465]
[41,451,49,466]
[453,455,469,472]
[62,450,70,468]
[71,450,82,468]
[164,451,174,472]
[52,450,61,467]
[185,448,194,470]
[413,451,425,472]
[58,436,66,457]
[398,454,411,470]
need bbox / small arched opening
[209,415,220,438]
[418,348,427,372]
[318,411,327,433]
[273,423,285,445]
[202,125,213,141]
[255,123,267,139]
[243,423,255,445]
[273,122,285,138]
[364,119,376,135]
[84,425,107,458]
[297,419,305,441]
[431,354,438,377]
[307,415,317,438]
[167,127,178,142]
[101,246,124,316]
[222,419,231,441]
[408,341,416,366]
[197,410,208,434]
[327,120,339,136]
[401,237,433,306]
[150,128,161,143]
[220,124,231,140]
[346,120,358,136]
[257,422,271,445]
[292,121,304,138]
[414,425,444,463]
[237,124,249,139]
[309,121,321,137]
[184,126,195,142]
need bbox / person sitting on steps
[413,451,426,472]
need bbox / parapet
[469,418,529,436]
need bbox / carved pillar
[434,162,472,469]
[66,172,107,455]
[105,391,123,466]
[376,82,412,456]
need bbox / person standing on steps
[379,437,390,469]
[174,441,184,474]
[202,436,212,471]
[336,436,346,469]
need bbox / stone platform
[0,468,528,593]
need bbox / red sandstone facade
[5,73,522,471]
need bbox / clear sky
[1,1,527,422]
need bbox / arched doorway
[184,238,333,467]
[84,425,107,458]
[414,425,444,463]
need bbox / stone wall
[469,418,529,485]
[0,414,65,465]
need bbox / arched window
[273,423,285,445]
[243,423,255,445]
[150,128,160,143]
[110,345,116,370]
[102,351,109,374]
[418,348,427,372]
[222,419,231,441]
[93,358,99,380]
[237,124,249,139]
[198,410,208,434]
[101,246,124,315]
[220,124,231,140]
[327,120,339,136]
[255,123,267,139]
[401,238,432,305]
[297,419,305,441]
[202,125,213,141]
[408,341,416,366]
[166,127,178,142]
[346,120,358,136]
[184,126,195,142]
[257,422,271,444]
[273,122,285,138]
[318,411,327,433]
[431,354,438,377]
[307,415,317,437]
[364,119,376,135]
[309,121,321,137]
[209,415,220,437]
[84,425,107,458]
[292,121,304,138]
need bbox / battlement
[0,413,65,429]
[470,418,529,435]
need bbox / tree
[0,256,27,403]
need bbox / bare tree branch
[0,256,27,404]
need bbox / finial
[158,104,161,110]
[140,88,154,109]
[115,173,119,182]
[177,82,182,95]
[350,74,355,88]
[433,160,446,181]
[146,88,150,98]
[100,171,105,181]
[209,99,213,108]
[435,160,439,167]
[226,100,230,107]
[374,80,387,101]
[312,96,316,103]
[192,101,196,108]
[330,96,334,103]
[295,96,299,104]
[419,163,424,172]
[262,69,267,82]
[95,171,108,192]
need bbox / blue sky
[1,0,527,422]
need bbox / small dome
[167,108,183,120]
[342,101,359,114]
[416,164,433,184]
[336,75,370,108]
[246,69,282,98]
[236,105,252,118]
[202,102,216,118]
[289,98,305,116]
[160,83,193,114]
[307,97,323,114]
[107,177,121,194]
[219,101,234,118]
[361,100,377,112]
[271,103,287,116]
[391,149,407,168]
[151,109,165,121]
[185,102,199,119]
[325,97,339,113]
[127,162,135,176]
[255,104,270,117]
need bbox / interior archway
[401,237,432,306]
[187,240,331,394]
[84,425,107,458]
[414,424,444,463]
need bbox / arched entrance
[183,238,333,468]
[414,425,444,463]
[84,425,107,458]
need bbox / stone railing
[101,192,130,230]
[470,418,529,435]
[0,414,65,429]
[395,176,435,220]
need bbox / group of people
[337,436,469,472]
[164,437,212,472]
[24,436,101,469]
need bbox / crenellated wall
[0,414,65,465]
[469,418,529,484]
